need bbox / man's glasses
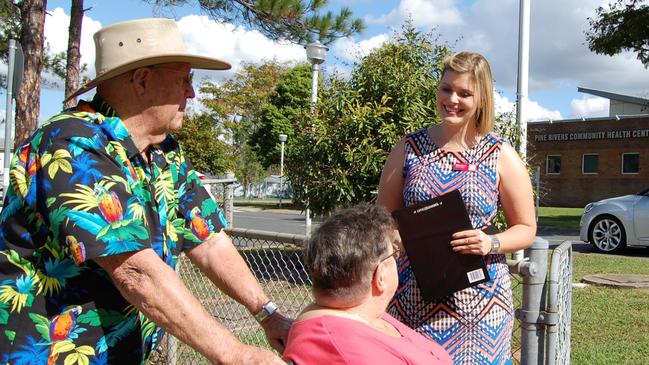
[150,66,194,88]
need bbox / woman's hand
[451,229,493,256]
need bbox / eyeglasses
[373,244,401,278]
[379,245,401,264]
[150,66,194,88]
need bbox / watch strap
[254,301,278,323]
[489,235,501,255]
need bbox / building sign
[533,129,649,142]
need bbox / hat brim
[65,54,231,102]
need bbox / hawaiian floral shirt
[0,96,227,364]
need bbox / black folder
[392,189,490,301]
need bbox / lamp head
[305,41,328,65]
[279,134,288,142]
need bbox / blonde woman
[377,51,536,364]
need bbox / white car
[579,187,649,253]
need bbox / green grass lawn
[571,252,649,364]
[537,206,583,230]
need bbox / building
[527,88,649,207]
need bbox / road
[232,208,319,235]
[231,208,649,257]
[232,208,582,242]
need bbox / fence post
[223,172,235,227]
[519,236,549,365]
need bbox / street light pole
[278,134,287,208]
[515,0,530,262]
[4,39,17,193]
[304,40,328,236]
[310,63,319,114]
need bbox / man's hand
[260,312,293,352]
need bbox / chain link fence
[148,228,311,365]
[149,230,572,365]
[511,272,523,363]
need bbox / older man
[0,18,289,364]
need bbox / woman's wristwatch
[254,301,279,323]
[489,235,501,255]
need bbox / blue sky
[2,0,649,127]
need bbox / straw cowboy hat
[67,17,231,101]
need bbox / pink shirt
[282,313,452,365]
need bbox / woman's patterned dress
[388,128,514,365]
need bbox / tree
[146,0,365,44]
[249,62,312,169]
[285,24,451,216]
[199,60,287,197]
[586,0,649,68]
[1,1,87,94]
[172,113,232,174]
[63,0,84,108]
[15,0,47,148]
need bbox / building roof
[578,87,649,106]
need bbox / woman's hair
[306,204,397,301]
[442,51,495,134]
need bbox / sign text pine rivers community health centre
[533,129,649,142]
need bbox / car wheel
[588,215,627,253]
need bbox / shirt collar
[76,94,119,118]
[77,94,142,161]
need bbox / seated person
[283,204,452,365]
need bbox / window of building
[622,153,639,174]
[582,154,598,174]
[546,155,561,175]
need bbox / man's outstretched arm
[94,249,286,365]
[185,230,293,352]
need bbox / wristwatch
[489,235,501,255]
[254,301,279,323]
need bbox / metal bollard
[517,237,549,365]
[223,172,235,227]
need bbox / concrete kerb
[233,206,302,215]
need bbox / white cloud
[371,0,649,117]
[367,0,463,27]
[570,96,609,118]
[44,7,102,75]
[41,12,307,90]
[35,0,649,121]
[494,92,562,122]
[331,34,389,62]
[525,99,563,122]
[494,92,515,116]
[177,15,304,76]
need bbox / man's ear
[130,68,152,96]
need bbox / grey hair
[306,203,397,301]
